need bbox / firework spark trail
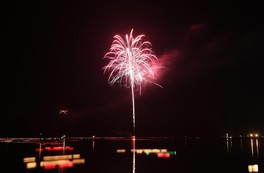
[103,29,160,134]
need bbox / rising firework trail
[103,29,161,134]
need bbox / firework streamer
[103,29,161,134]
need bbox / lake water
[0,137,263,173]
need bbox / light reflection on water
[226,138,231,153]
[225,137,261,172]
[249,138,260,158]
[132,137,136,173]
[1,137,264,172]
[22,141,85,170]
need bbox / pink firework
[103,29,160,134]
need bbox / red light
[52,147,63,151]
[65,146,74,151]
[37,142,61,146]
[44,164,56,170]
[157,153,170,158]
[44,146,74,151]
[36,148,43,152]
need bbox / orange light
[26,162,37,169]
[43,155,73,161]
[160,149,168,153]
[72,159,85,164]
[41,160,72,168]
[73,154,80,159]
[24,153,85,170]
[23,157,36,163]
[248,164,258,172]
[117,148,175,156]
[117,149,126,153]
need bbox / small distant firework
[59,109,68,115]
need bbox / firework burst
[103,29,161,134]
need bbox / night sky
[1,1,264,137]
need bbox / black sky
[1,1,264,137]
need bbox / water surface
[0,136,262,173]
